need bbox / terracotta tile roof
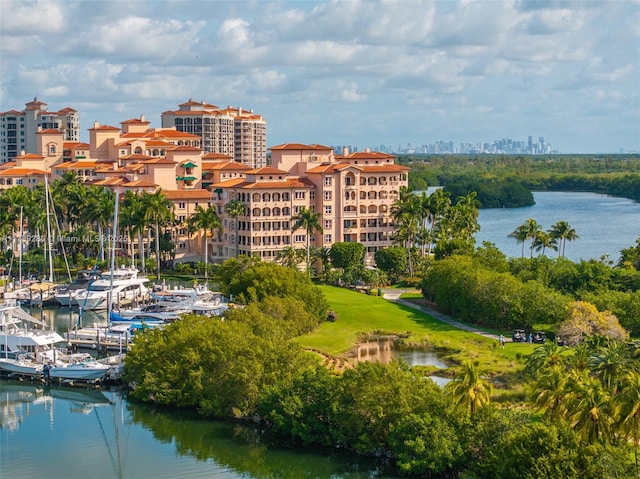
[203,161,252,171]
[143,158,176,165]
[63,141,89,149]
[125,163,146,171]
[202,152,233,161]
[122,180,157,188]
[269,143,333,151]
[306,163,359,174]
[245,166,289,175]
[162,189,212,200]
[55,160,98,169]
[15,153,45,160]
[0,167,50,176]
[360,164,410,173]
[57,107,77,114]
[121,153,152,161]
[212,177,314,190]
[0,161,17,168]
[121,118,150,124]
[171,145,201,152]
[337,151,396,161]
[36,129,63,135]
[93,177,126,186]
[89,124,120,131]
[1,109,22,115]
[177,99,219,109]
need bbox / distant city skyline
[1,1,638,154]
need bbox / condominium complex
[0,98,80,163]
[0,100,407,266]
[161,99,267,169]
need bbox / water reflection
[353,338,452,386]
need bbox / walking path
[380,288,500,341]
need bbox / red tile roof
[162,189,212,200]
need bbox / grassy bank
[297,285,537,385]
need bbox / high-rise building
[161,99,267,169]
[0,98,80,163]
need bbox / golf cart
[512,329,527,342]
[532,331,546,344]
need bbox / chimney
[365,147,371,153]
[140,114,145,122]
[93,121,99,128]
[113,162,118,171]
[343,146,349,156]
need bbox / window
[324,205,332,214]
[178,202,186,209]
[324,234,332,243]
[324,176,332,186]
[324,219,332,229]
[294,191,306,200]
[324,191,332,201]
[294,234,306,243]
[294,206,303,214]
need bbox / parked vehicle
[532,331,546,344]
[512,329,527,342]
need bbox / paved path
[380,289,500,341]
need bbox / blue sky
[1,0,638,153]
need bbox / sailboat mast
[44,175,54,283]
[18,206,23,286]
[107,188,120,320]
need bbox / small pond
[353,338,451,385]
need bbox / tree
[143,190,174,280]
[374,246,408,281]
[533,230,558,256]
[276,246,305,269]
[224,199,245,258]
[391,187,420,276]
[550,220,579,258]
[187,205,222,280]
[445,361,492,416]
[613,370,640,476]
[508,224,529,258]
[329,242,365,271]
[558,301,630,346]
[291,206,322,275]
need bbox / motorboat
[0,300,66,378]
[47,352,110,382]
[55,269,98,306]
[72,267,150,311]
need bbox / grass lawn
[297,285,538,382]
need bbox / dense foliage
[402,154,640,203]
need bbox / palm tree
[523,218,541,258]
[565,374,614,444]
[550,220,579,258]
[83,186,115,261]
[613,370,640,475]
[525,341,568,377]
[533,230,558,256]
[120,190,146,267]
[291,206,322,275]
[392,188,420,276]
[224,199,245,258]
[187,204,221,280]
[508,224,529,258]
[532,364,569,420]
[445,361,493,416]
[589,341,630,392]
[453,191,481,242]
[143,190,174,280]
[276,246,304,269]
[426,188,451,257]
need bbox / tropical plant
[291,206,322,275]
[143,190,174,280]
[224,199,245,258]
[187,204,221,280]
[550,220,579,258]
[445,361,493,416]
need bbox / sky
[1,0,639,154]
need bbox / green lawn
[297,285,538,380]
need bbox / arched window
[282,207,290,215]
[360,205,366,214]
[134,147,142,154]
[262,207,271,217]
[282,192,290,201]
[262,192,271,202]
[368,205,378,213]
[252,208,261,216]
[272,207,281,216]
[273,192,281,201]
[252,193,261,202]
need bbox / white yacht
[0,301,66,378]
[72,267,150,311]
[55,269,97,306]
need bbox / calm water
[0,381,400,479]
[6,191,637,477]
[476,191,639,262]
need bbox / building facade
[0,98,80,163]
[161,99,267,169]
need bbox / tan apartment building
[161,99,267,169]
[0,98,80,163]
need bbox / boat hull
[0,358,44,377]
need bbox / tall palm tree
[445,361,493,416]
[508,224,529,258]
[224,199,245,258]
[565,373,614,444]
[143,190,174,280]
[550,220,579,258]
[426,188,451,257]
[521,218,541,258]
[453,191,481,242]
[120,190,146,267]
[392,187,420,276]
[613,370,640,475]
[82,186,115,261]
[589,341,630,392]
[532,364,569,420]
[187,204,221,280]
[276,246,304,269]
[291,206,322,276]
[533,230,558,256]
